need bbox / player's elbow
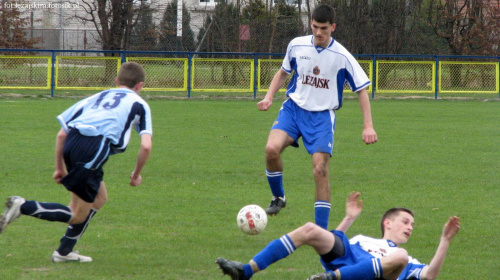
[56,129,67,141]
[141,141,152,152]
[420,267,438,280]
[140,135,152,154]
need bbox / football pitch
[0,97,498,279]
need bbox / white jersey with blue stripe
[57,88,152,154]
[281,35,370,111]
[350,235,427,280]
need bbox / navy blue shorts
[60,129,110,203]
[272,99,336,155]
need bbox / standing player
[257,4,377,229]
[0,62,153,263]
[216,192,461,280]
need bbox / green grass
[0,98,498,279]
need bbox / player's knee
[313,164,328,178]
[300,222,323,240]
[94,191,108,207]
[265,144,281,160]
[392,248,409,267]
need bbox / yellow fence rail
[0,50,498,99]
[0,56,51,89]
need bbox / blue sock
[243,264,254,279]
[57,209,97,256]
[266,170,284,198]
[338,258,382,280]
[315,201,331,229]
[252,235,296,271]
[21,200,73,223]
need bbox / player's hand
[362,127,377,144]
[257,98,272,111]
[442,216,460,240]
[346,192,363,220]
[53,170,67,184]
[130,172,142,187]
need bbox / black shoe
[308,272,335,280]
[216,257,246,280]
[265,196,286,215]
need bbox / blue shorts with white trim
[320,230,375,272]
[272,99,336,155]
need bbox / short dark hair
[312,4,336,24]
[380,208,414,237]
[117,62,145,89]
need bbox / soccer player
[0,62,153,263]
[257,4,377,229]
[216,192,460,280]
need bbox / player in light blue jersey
[0,62,153,263]
[217,192,461,280]
[257,4,377,229]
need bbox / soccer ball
[237,205,267,235]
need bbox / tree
[158,2,195,51]
[75,0,150,82]
[427,0,500,55]
[241,0,272,52]
[197,2,240,52]
[76,0,145,52]
[129,3,158,50]
[240,0,302,53]
[0,1,39,49]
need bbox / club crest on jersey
[313,66,320,75]
[301,69,330,89]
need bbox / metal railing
[0,49,498,99]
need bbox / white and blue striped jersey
[281,35,370,111]
[350,235,427,280]
[57,88,152,154]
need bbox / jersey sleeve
[134,101,153,136]
[344,53,371,93]
[281,40,294,74]
[56,98,90,133]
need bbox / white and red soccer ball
[237,205,267,235]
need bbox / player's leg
[310,248,408,280]
[53,182,108,263]
[264,129,295,215]
[312,152,331,229]
[264,100,301,216]
[300,109,335,230]
[217,222,336,280]
[0,196,74,234]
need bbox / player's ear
[331,23,336,33]
[383,218,391,231]
[134,81,144,93]
[115,77,120,87]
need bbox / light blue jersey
[282,35,370,111]
[57,88,152,154]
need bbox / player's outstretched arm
[335,192,363,232]
[357,88,377,145]
[257,69,288,111]
[130,133,152,187]
[420,216,461,280]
